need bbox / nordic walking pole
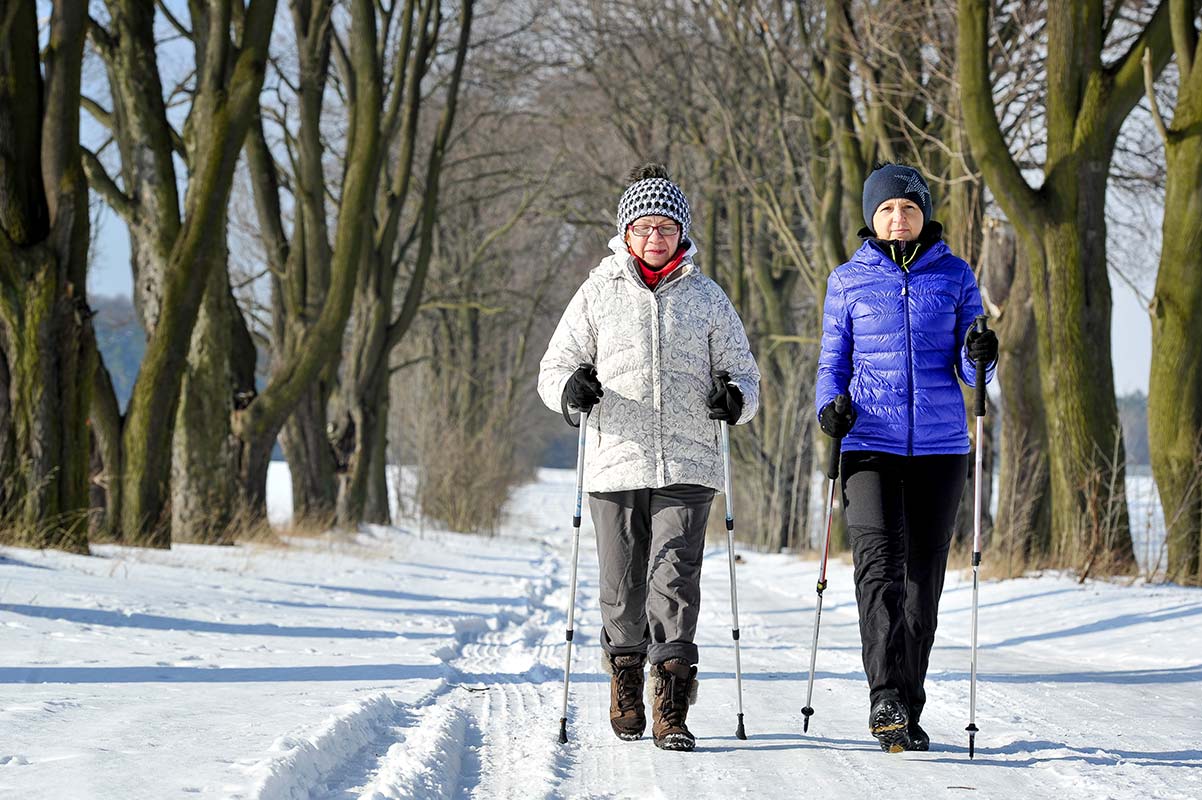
[720,419,748,740]
[558,398,590,744]
[966,315,989,759]
[802,394,849,733]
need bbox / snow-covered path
[2,469,1200,799]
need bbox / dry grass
[411,416,528,536]
[0,467,91,554]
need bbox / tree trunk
[0,346,14,513]
[976,219,1051,567]
[1149,11,1202,584]
[1037,157,1132,571]
[171,235,256,543]
[234,432,277,525]
[91,359,124,540]
[957,0,1169,572]
[0,1,91,552]
[94,0,279,546]
[364,388,392,523]
[336,256,394,526]
[235,0,382,523]
[336,365,391,526]
[282,385,337,522]
[0,260,93,552]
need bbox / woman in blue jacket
[815,163,998,753]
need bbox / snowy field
[2,467,1200,799]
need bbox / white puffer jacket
[538,237,760,493]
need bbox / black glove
[965,326,999,365]
[706,371,744,422]
[562,363,603,413]
[819,395,855,438]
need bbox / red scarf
[631,245,688,290]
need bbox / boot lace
[614,663,642,711]
[657,669,690,726]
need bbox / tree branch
[1102,0,1174,141]
[81,95,114,130]
[1169,0,1200,82]
[81,147,137,223]
[85,15,116,61]
[155,0,192,40]
[957,0,1042,230]
[1143,47,1173,146]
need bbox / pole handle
[973,316,988,418]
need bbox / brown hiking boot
[605,653,646,740]
[650,659,698,751]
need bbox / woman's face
[872,198,924,242]
[625,215,681,268]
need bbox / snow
[2,466,1199,799]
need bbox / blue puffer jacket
[815,236,995,457]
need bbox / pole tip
[736,714,747,740]
[801,706,813,733]
[966,723,978,759]
[558,718,568,744]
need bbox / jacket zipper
[626,256,691,486]
[891,244,916,456]
[648,284,664,485]
[902,268,914,456]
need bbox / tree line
[1,0,1198,586]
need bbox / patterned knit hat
[862,163,933,231]
[616,163,691,239]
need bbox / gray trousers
[588,483,715,665]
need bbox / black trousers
[841,450,968,722]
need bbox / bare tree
[236,0,384,523]
[959,0,1177,570]
[82,0,278,546]
[333,0,476,526]
[0,1,92,551]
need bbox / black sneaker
[906,720,930,751]
[869,696,911,753]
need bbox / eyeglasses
[627,223,681,238]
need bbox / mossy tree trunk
[1148,1,1202,585]
[171,227,257,543]
[958,0,1174,571]
[84,0,278,546]
[975,219,1051,565]
[0,1,92,552]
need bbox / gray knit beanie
[862,163,933,231]
[615,163,691,239]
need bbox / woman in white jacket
[538,163,759,751]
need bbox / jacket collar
[596,234,699,287]
[852,221,948,272]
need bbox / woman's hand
[965,327,999,365]
[707,371,744,422]
[563,364,604,413]
[819,396,856,438]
